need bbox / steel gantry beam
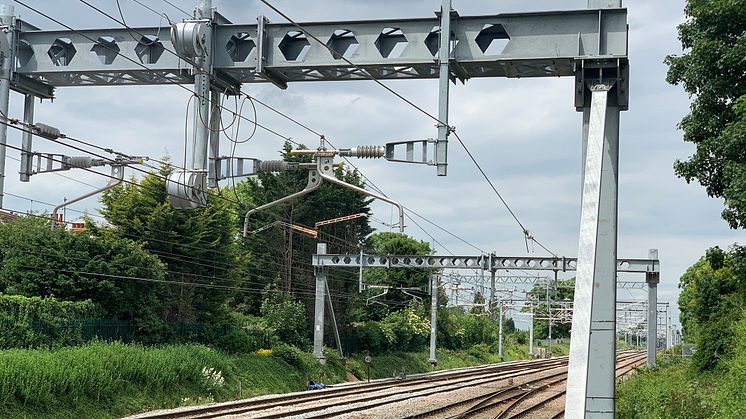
[13,9,628,89]
[312,253,656,274]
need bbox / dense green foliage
[678,245,746,371]
[665,0,746,228]
[617,243,746,417]
[0,217,167,338]
[524,278,574,339]
[618,314,746,419]
[100,164,239,326]
[0,294,98,349]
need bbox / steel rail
[131,357,569,419]
[401,351,644,419]
[490,353,645,419]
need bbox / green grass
[617,317,746,418]
[0,340,542,419]
[0,342,343,419]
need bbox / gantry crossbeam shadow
[1,1,632,417]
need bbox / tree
[0,215,167,335]
[100,163,241,324]
[525,278,574,339]
[235,142,373,316]
[665,0,746,228]
[360,232,433,319]
[677,245,745,371]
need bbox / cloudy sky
[2,0,743,331]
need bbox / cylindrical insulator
[354,145,385,159]
[34,123,61,140]
[260,160,288,172]
[66,156,94,169]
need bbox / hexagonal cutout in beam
[135,35,165,64]
[48,38,76,66]
[226,32,255,62]
[17,40,33,68]
[424,26,458,57]
[279,31,311,62]
[476,24,510,55]
[90,36,119,65]
[375,27,408,58]
[326,29,359,60]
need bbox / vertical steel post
[428,274,438,365]
[0,4,14,207]
[19,94,34,182]
[529,303,534,356]
[435,0,451,176]
[191,0,212,173]
[358,248,364,293]
[498,300,504,359]
[207,90,221,188]
[646,249,658,366]
[489,253,496,316]
[313,243,327,361]
[566,82,619,419]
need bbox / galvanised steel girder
[311,253,658,274]
[15,8,628,87]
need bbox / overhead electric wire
[14,0,544,263]
[159,0,191,17]
[13,0,302,148]
[18,0,485,260]
[259,0,557,257]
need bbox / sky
[2,0,744,332]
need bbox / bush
[0,294,100,349]
[271,343,307,370]
[217,329,260,354]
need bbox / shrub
[217,329,260,354]
[0,294,100,349]
[271,343,307,370]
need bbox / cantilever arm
[51,165,125,230]
[242,171,321,236]
[318,172,405,232]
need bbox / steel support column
[435,0,452,176]
[207,90,221,188]
[313,242,328,361]
[498,300,504,359]
[646,249,659,367]
[529,306,534,356]
[428,273,438,365]
[19,94,34,182]
[0,4,14,207]
[191,0,213,174]
[566,82,619,419]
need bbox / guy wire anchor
[241,144,406,236]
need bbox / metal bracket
[385,139,434,165]
[213,156,262,180]
[51,163,127,230]
[256,15,288,89]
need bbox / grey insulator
[260,160,288,172]
[66,156,94,169]
[33,123,61,140]
[354,145,385,158]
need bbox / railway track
[129,351,645,419]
